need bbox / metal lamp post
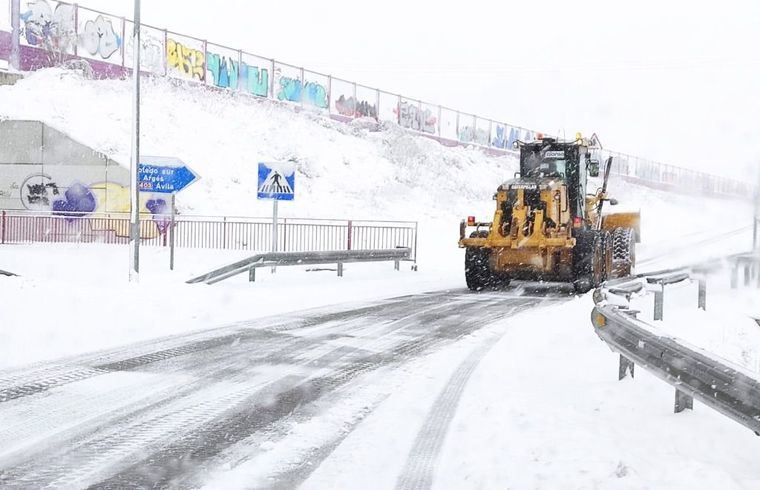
[129,0,141,282]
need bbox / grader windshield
[520,148,569,178]
[518,141,587,219]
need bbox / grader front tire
[465,247,491,291]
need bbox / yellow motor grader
[458,134,640,293]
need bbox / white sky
[80,0,760,179]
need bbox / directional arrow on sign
[138,156,200,194]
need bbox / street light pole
[129,0,141,282]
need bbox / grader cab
[459,134,640,293]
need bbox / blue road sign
[257,162,295,201]
[138,156,199,194]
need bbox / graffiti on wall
[491,125,507,149]
[20,0,75,53]
[240,62,269,97]
[167,38,205,81]
[79,15,121,59]
[141,36,164,73]
[335,95,377,119]
[396,102,437,134]
[207,53,238,89]
[458,126,489,145]
[15,172,165,237]
[275,70,328,108]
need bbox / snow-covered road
[0,288,565,488]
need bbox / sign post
[257,162,296,273]
[128,0,141,282]
[170,193,176,270]
[138,156,199,270]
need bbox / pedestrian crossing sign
[257,162,295,201]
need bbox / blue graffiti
[507,127,520,149]
[52,182,96,216]
[240,62,269,97]
[206,53,239,89]
[277,77,328,108]
[491,125,506,148]
[146,198,171,233]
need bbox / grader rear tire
[611,227,636,277]
[601,231,613,282]
[572,230,604,294]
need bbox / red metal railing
[0,211,418,259]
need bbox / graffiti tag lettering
[207,53,239,89]
[277,77,328,108]
[491,125,507,148]
[21,174,60,209]
[20,0,75,53]
[167,39,205,81]
[396,102,436,134]
[335,95,377,119]
[240,62,269,97]
[80,15,121,59]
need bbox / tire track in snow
[395,307,519,490]
[0,293,449,404]
[0,290,557,488]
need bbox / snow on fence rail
[0,0,751,199]
[0,210,418,258]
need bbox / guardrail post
[1,210,5,244]
[731,264,739,289]
[744,264,751,286]
[654,286,664,321]
[394,260,400,271]
[698,277,706,310]
[674,389,693,413]
[249,267,256,282]
[347,220,352,250]
[337,262,343,277]
[618,355,634,380]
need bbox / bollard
[674,389,693,413]
[731,265,738,289]
[698,278,706,310]
[249,267,256,282]
[337,262,343,277]
[654,286,664,321]
[394,260,400,271]
[618,355,635,380]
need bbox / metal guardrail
[187,248,412,285]
[592,259,760,434]
[592,304,760,432]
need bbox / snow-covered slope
[0,69,515,222]
[0,68,752,250]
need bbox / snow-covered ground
[198,294,760,489]
[630,266,760,376]
[1,69,759,488]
